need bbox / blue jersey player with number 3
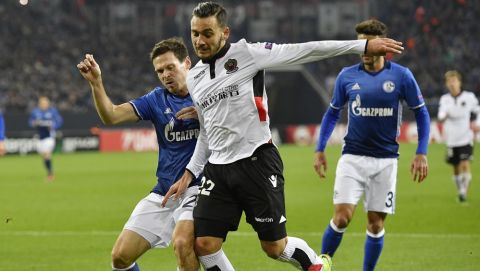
[78,38,201,271]
[313,19,430,271]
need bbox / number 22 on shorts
[200,176,215,196]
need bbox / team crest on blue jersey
[382,81,395,93]
[224,59,239,74]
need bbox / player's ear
[222,26,230,41]
[184,56,192,70]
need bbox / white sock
[278,236,319,270]
[198,249,235,271]
[112,262,136,271]
[453,175,463,195]
[461,173,472,195]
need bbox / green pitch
[0,143,479,270]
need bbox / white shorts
[124,186,199,248]
[37,137,55,153]
[333,154,397,214]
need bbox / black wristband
[364,39,369,55]
[185,168,195,179]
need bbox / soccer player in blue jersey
[77,38,201,271]
[313,19,430,271]
[0,112,5,156]
[29,96,63,180]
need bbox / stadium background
[0,0,479,270]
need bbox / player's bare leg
[40,151,54,181]
[459,160,471,201]
[195,236,234,270]
[111,229,150,270]
[321,204,355,257]
[364,211,387,271]
[172,220,199,271]
[261,237,331,271]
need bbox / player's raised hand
[161,170,193,207]
[77,54,102,83]
[313,151,328,179]
[176,106,198,120]
[410,154,428,183]
[365,38,404,55]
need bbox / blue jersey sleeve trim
[414,105,430,154]
[316,106,341,152]
[129,101,143,120]
[410,102,425,110]
[329,103,342,110]
[0,114,5,140]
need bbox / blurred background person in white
[438,70,480,202]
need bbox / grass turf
[0,143,479,270]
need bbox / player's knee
[367,222,384,234]
[173,235,193,256]
[261,240,285,259]
[194,237,222,256]
[111,248,133,269]
[333,215,351,228]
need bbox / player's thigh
[364,158,397,214]
[112,229,151,260]
[172,220,195,250]
[333,155,366,205]
[238,144,287,241]
[124,193,178,248]
[194,163,242,239]
[172,186,198,248]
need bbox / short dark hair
[192,2,228,27]
[355,19,388,37]
[150,37,188,62]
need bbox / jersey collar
[359,60,391,75]
[202,42,231,65]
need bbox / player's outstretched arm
[364,38,404,56]
[161,170,194,207]
[313,152,328,178]
[410,154,428,183]
[77,54,138,125]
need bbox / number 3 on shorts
[200,176,215,196]
[385,191,394,208]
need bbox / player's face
[358,34,382,66]
[445,76,461,96]
[191,15,230,60]
[38,98,50,111]
[153,51,191,96]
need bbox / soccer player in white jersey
[438,70,480,202]
[29,96,63,181]
[78,38,200,271]
[313,20,430,271]
[161,2,404,271]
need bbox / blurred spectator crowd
[1,0,479,114]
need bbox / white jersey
[438,91,480,147]
[186,38,366,177]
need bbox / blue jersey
[29,107,63,139]
[130,87,201,195]
[0,112,5,140]
[331,61,425,158]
